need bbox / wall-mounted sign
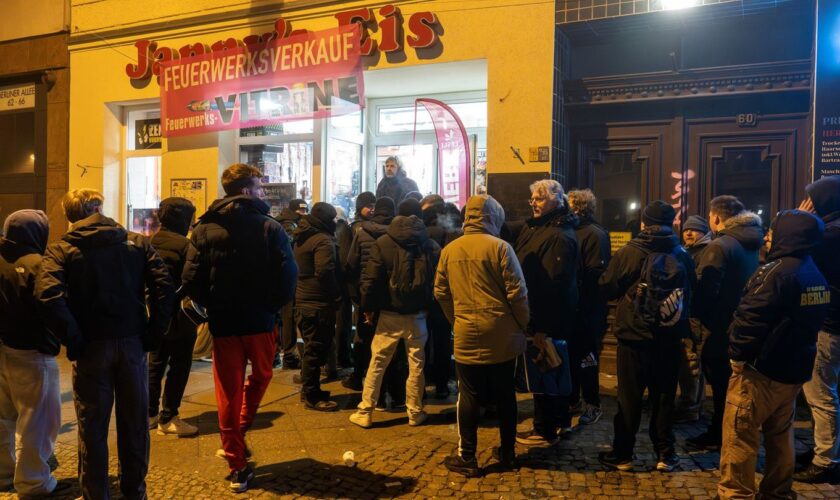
[609,231,632,254]
[736,113,758,128]
[170,178,207,211]
[134,118,161,149]
[160,26,364,137]
[529,146,550,162]
[125,4,442,88]
[814,0,840,178]
[0,84,35,111]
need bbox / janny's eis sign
[159,26,364,137]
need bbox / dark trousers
[568,333,601,408]
[613,340,681,458]
[280,302,298,361]
[148,333,197,423]
[336,299,353,367]
[73,337,149,500]
[533,394,570,440]
[455,360,517,460]
[297,307,336,399]
[426,313,452,391]
[702,351,732,442]
[350,313,375,381]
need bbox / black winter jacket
[151,198,196,339]
[182,195,298,337]
[37,213,176,357]
[345,214,392,303]
[575,217,611,341]
[0,210,58,355]
[514,206,579,338]
[360,215,440,314]
[806,175,840,335]
[686,231,712,266]
[423,204,463,249]
[375,169,420,204]
[729,210,828,384]
[276,208,301,240]
[294,215,341,310]
[599,225,696,343]
[694,212,764,356]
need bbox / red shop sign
[159,25,364,137]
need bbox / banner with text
[160,25,364,137]
[415,99,470,208]
[814,0,840,178]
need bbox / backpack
[387,238,433,311]
[631,249,689,328]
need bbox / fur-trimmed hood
[719,211,764,251]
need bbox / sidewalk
[5,357,838,499]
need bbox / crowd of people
[0,154,837,499]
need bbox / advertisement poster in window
[170,178,207,212]
[263,182,297,218]
[135,118,162,150]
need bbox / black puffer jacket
[37,213,176,356]
[575,216,611,341]
[375,168,420,204]
[694,212,764,357]
[423,204,463,249]
[294,215,340,310]
[182,195,298,337]
[729,210,828,384]
[0,210,58,355]
[276,207,301,240]
[151,198,195,291]
[514,206,579,338]
[806,175,840,335]
[360,215,440,314]
[345,214,392,303]
[599,225,696,343]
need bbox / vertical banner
[160,25,364,137]
[814,0,840,178]
[414,98,470,207]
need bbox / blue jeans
[802,331,840,468]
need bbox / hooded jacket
[685,231,713,265]
[345,214,392,303]
[599,225,696,343]
[729,210,828,384]
[514,205,579,338]
[694,211,764,356]
[151,197,195,291]
[423,203,463,249]
[806,175,840,335]
[0,210,58,354]
[182,195,298,337]
[360,215,440,314]
[37,213,176,357]
[276,207,301,240]
[575,215,611,341]
[375,167,420,205]
[434,196,529,365]
[293,215,340,309]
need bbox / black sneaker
[656,452,680,472]
[685,432,721,451]
[598,451,633,471]
[491,446,519,470]
[47,479,74,496]
[341,376,363,391]
[434,387,451,399]
[282,357,301,370]
[272,352,282,369]
[227,466,255,493]
[793,462,838,483]
[443,454,481,477]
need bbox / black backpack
[631,249,689,328]
[387,238,433,311]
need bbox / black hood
[361,214,392,239]
[202,195,270,221]
[768,209,824,260]
[294,214,336,244]
[386,215,429,247]
[0,209,49,255]
[526,205,579,230]
[629,225,680,253]
[718,212,765,251]
[277,207,301,224]
[63,213,128,249]
[159,197,196,236]
[806,175,840,218]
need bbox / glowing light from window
[663,0,700,10]
[629,202,638,210]
[29,153,34,161]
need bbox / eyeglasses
[529,197,546,204]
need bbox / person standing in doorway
[275,198,308,370]
[375,156,420,204]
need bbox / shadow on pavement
[182,410,285,433]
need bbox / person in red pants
[182,164,298,493]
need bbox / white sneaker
[148,415,159,430]
[349,411,372,428]
[408,411,428,427]
[157,416,198,436]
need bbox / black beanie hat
[642,200,676,227]
[310,202,337,225]
[289,199,307,212]
[355,192,376,213]
[398,198,423,218]
[374,197,395,217]
[682,215,709,234]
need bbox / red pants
[212,332,275,471]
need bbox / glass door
[326,110,363,218]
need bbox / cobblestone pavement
[1,359,838,499]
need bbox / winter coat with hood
[805,175,840,335]
[423,203,463,249]
[729,210,828,384]
[276,207,301,240]
[514,205,579,339]
[434,195,529,365]
[37,213,176,358]
[294,215,341,309]
[375,167,420,204]
[360,215,440,314]
[694,211,764,356]
[686,231,713,265]
[599,225,697,343]
[182,195,298,337]
[345,213,392,303]
[574,215,611,341]
[0,210,58,355]
[150,197,195,291]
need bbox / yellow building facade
[69,0,555,228]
